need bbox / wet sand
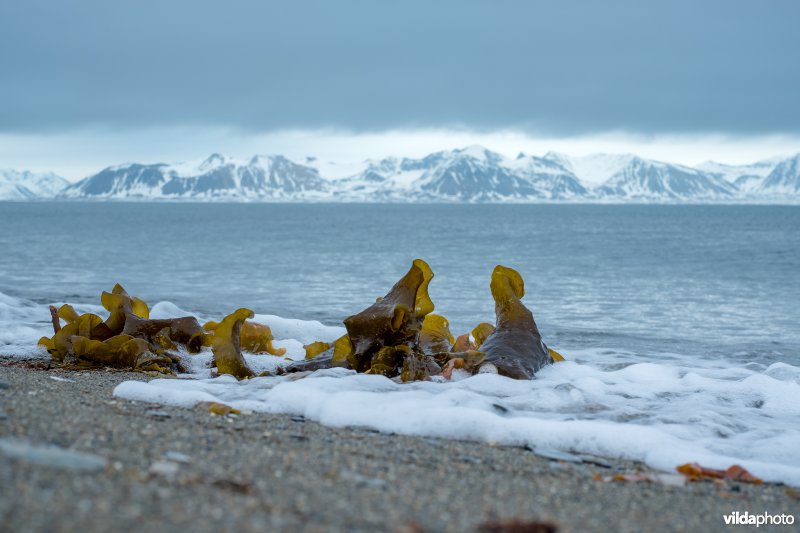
[1,358,797,532]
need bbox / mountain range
[3,147,800,203]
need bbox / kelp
[419,314,454,355]
[38,284,188,373]
[210,308,256,379]
[37,263,564,382]
[39,312,105,362]
[123,315,204,345]
[400,351,440,382]
[304,341,330,360]
[451,333,475,353]
[477,265,553,379]
[343,258,434,372]
[204,319,285,356]
[70,334,178,372]
[57,304,80,324]
[471,322,496,349]
[101,283,150,334]
[279,334,353,374]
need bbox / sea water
[1,202,799,483]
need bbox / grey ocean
[1,202,798,365]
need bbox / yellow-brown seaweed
[210,308,256,379]
[419,314,454,355]
[343,258,434,372]
[70,334,172,371]
[478,265,552,379]
[471,322,496,349]
[205,319,286,356]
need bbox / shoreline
[1,357,797,532]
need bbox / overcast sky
[1,0,798,179]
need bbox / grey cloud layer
[1,0,797,135]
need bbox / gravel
[1,357,797,532]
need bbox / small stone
[0,380,10,390]
[49,376,75,383]
[146,410,171,419]
[289,433,308,441]
[579,454,613,468]
[0,437,106,472]
[149,460,179,477]
[290,415,306,423]
[339,469,386,488]
[530,446,583,464]
[0,412,8,420]
[164,451,192,463]
[654,474,686,487]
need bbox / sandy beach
[0,358,797,532]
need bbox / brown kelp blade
[122,314,204,345]
[419,314,454,355]
[478,265,552,379]
[39,313,105,361]
[211,308,256,379]
[100,284,149,334]
[70,334,172,370]
[282,334,352,374]
[304,341,330,360]
[205,319,286,356]
[238,321,286,355]
[343,258,434,372]
[57,304,80,324]
[401,351,441,382]
[471,322,496,349]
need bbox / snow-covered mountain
[696,158,783,193]
[331,146,586,201]
[0,169,68,200]
[758,154,800,195]
[594,157,736,200]
[60,154,329,200]
[543,153,737,200]
[6,148,799,203]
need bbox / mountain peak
[199,153,230,171]
[455,145,493,160]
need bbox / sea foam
[2,291,799,485]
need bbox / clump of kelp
[38,284,284,376]
[38,260,564,381]
[285,259,564,381]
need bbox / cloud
[1,0,799,136]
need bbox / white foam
[114,354,800,486]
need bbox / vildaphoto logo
[723,511,795,527]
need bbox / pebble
[0,437,107,472]
[146,410,171,419]
[0,412,8,420]
[530,447,583,464]
[290,415,306,423]
[339,469,386,488]
[49,376,75,383]
[165,451,192,463]
[655,474,687,487]
[0,379,10,390]
[579,454,613,468]
[150,460,180,477]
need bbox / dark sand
[1,358,797,532]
